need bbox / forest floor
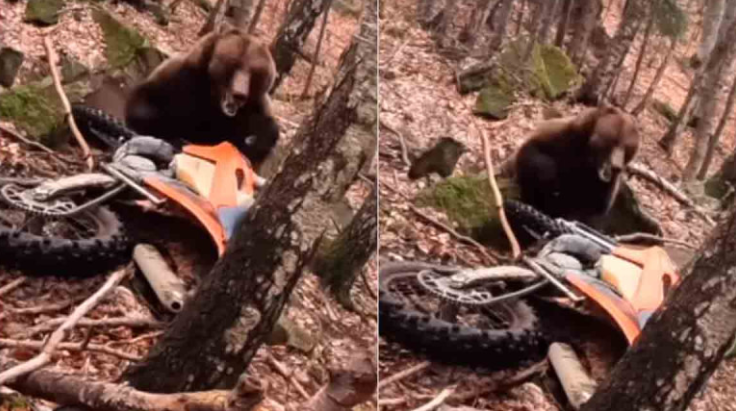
[378,0,736,410]
[0,1,377,411]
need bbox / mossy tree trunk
[120,1,376,393]
[579,204,736,411]
[313,188,377,310]
[577,0,646,105]
[271,0,330,89]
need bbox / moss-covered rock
[417,174,519,245]
[61,52,89,83]
[532,44,579,100]
[474,83,516,119]
[24,0,64,26]
[470,41,579,118]
[0,47,24,88]
[0,78,90,146]
[93,9,147,69]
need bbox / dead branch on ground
[43,37,94,170]
[0,278,26,298]
[615,232,698,249]
[265,352,310,400]
[0,338,142,362]
[0,359,269,411]
[0,269,127,385]
[627,162,716,226]
[17,316,162,339]
[378,361,430,389]
[409,385,456,411]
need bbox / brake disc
[0,183,77,216]
[417,269,497,306]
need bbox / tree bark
[228,0,254,29]
[461,0,495,46]
[568,0,601,67]
[247,0,269,33]
[271,0,331,89]
[577,0,646,106]
[579,203,736,411]
[199,0,229,36]
[121,1,376,392]
[698,72,736,179]
[313,188,377,309]
[623,3,656,107]
[555,0,574,48]
[489,0,515,51]
[605,17,643,102]
[537,0,559,44]
[693,0,725,67]
[661,20,736,156]
[683,48,736,181]
[632,37,676,116]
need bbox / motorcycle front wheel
[0,182,130,276]
[379,261,547,370]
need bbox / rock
[531,44,579,100]
[93,9,147,69]
[24,0,64,26]
[0,77,90,146]
[474,82,516,120]
[0,47,24,88]
[266,316,317,353]
[419,173,661,246]
[60,52,89,83]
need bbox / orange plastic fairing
[566,273,641,344]
[144,175,227,256]
[181,142,257,209]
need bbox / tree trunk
[568,0,601,67]
[247,0,268,33]
[717,0,736,43]
[436,0,459,44]
[515,0,527,37]
[632,37,676,116]
[271,0,331,89]
[659,79,700,154]
[313,189,377,310]
[698,73,736,179]
[537,0,559,44]
[683,51,736,181]
[706,148,736,197]
[489,0,514,51]
[579,204,736,411]
[301,0,332,98]
[228,0,254,29]
[577,0,646,106]
[661,21,736,155]
[693,0,725,67]
[461,0,495,46]
[605,16,643,102]
[199,0,229,36]
[555,0,574,48]
[121,0,377,393]
[623,3,656,107]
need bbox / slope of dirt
[378,0,736,409]
[0,1,376,410]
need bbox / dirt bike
[378,200,681,370]
[0,107,261,276]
